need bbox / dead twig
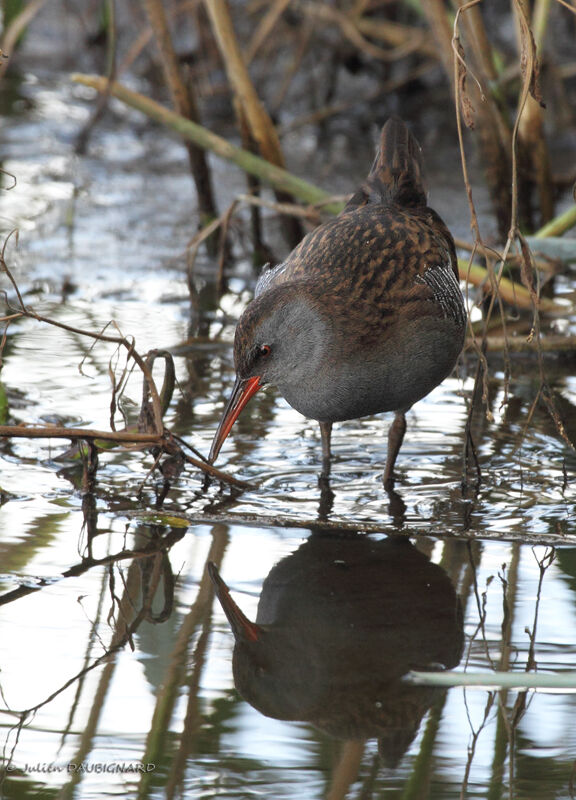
[204,0,304,247]
[0,254,249,490]
[467,334,576,352]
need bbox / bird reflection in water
[209,533,463,767]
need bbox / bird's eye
[259,344,271,357]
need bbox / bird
[207,534,463,763]
[209,117,466,486]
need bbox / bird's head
[209,283,328,463]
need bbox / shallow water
[1,30,576,800]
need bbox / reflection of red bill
[209,375,262,463]
[207,562,262,642]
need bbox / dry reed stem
[142,0,219,229]
[236,192,325,223]
[458,259,565,313]
[143,0,191,113]
[0,420,247,486]
[0,424,165,444]
[117,1,204,75]
[459,2,518,235]
[533,205,576,237]
[420,0,456,82]
[204,0,306,246]
[301,1,426,61]
[204,0,285,167]
[456,0,499,82]
[245,0,293,64]
[354,16,438,59]
[555,0,576,12]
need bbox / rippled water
[1,32,576,800]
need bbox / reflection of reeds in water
[140,524,229,800]
[60,560,145,800]
[1,512,573,799]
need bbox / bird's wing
[254,261,293,297]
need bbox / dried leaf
[518,235,538,304]
[454,36,475,129]
[515,0,545,108]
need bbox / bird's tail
[345,117,427,211]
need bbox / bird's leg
[317,479,335,520]
[385,486,407,523]
[319,421,333,480]
[383,410,407,488]
[318,422,334,517]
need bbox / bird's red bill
[209,375,262,463]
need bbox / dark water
[1,20,576,800]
